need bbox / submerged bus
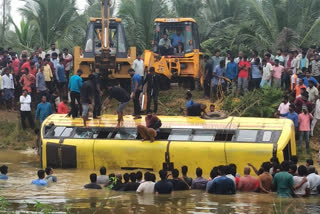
[40,114,296,175]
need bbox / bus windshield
[153,22,200,55]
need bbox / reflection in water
[1,150,320,213]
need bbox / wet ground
[1,150,320,213]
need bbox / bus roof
[155,18,196,23]
[90,17,122,22]
[43,114,293,131]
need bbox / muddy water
[1,150,320,213]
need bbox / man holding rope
[211,60,226,102]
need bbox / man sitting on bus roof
[171,29,184,54]
[137,111,162,142]
[159,33,173,56]
[187,103,207,117]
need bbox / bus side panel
[62,139,94,169]
[93,140,167,171]
[169,141,226,176]
[42,140,60,168]
[225,143,274,176]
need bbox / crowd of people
[1,157,320,198]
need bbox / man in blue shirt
[171,30,184,53]
[212,60,226,100]
[154,170,173,195]
[208,165,235,195]
[0,165,8,180]
[303,70,319,88]
[226,56,238,95]
[35,96,53,125]
[32,170,48,187]
[68,69,83,118]
[57,59,66,98]
[280,104,298,128]
[251,58,262,89]
[211,50,224,72]
[129,68,142,119]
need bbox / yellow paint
[155,18,196,23]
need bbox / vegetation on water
[2,0,320,54]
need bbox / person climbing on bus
[159,33,173,56]
[137,111,162,142]
[80,74,95,127]
[187,103,207,117]
[104,85,130,128]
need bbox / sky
[11,0,88,26]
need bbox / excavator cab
[144,18,203,90]
[83,18,128,59]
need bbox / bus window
[114,128,137,140]
[236,130,258,142]
[52,127,66,137]
[168,129,192,141]
[61,128,73,137]
[214,131,235,141]
[74,128,94,139]
[192,130,215,142]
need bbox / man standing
[279,104,299,130]
[57,58,67,98]
[237,167,258,192]
[43,59,53,92]
[36,65,48,101]
[297,51,309,75]
[260,59,273,88]
[1,68,15,111]
[129,68,142,119]
[208,165,235,195]
[275,49,284,65]
[303,70,319,88]
[203,55,213,98]
[38,47,46,59]
[212,60,226,100]
[298,105,313,152]
[57,96,69,114]
[104,85,130,128]
[154,170,173,195]
[251,58,262,90]
[311,54,320,83]
[311,97,320,137]
[237,56,251,96]
[93,72,103,119]
[277,96,290,119]
[20,89,35,129]
[47,43,60,56]
[235,51,243,64]
[80,75,95,127]
[132,54,144,78]
[68,69,83,118]
[19,68,35,95]
[272,59,284,88]
[35,95,53,125]
[226,56,238,95]
[144,67,160,113]
[62,48,73,82]
[272,161,294,197]
[307,80,319,104]
[211,50,224,72]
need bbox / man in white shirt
[311,97,320,136]
[136,172,155,194]
[293,165,310,197]
[1,68,15,111]
[20,89,35,129]
[132,54,144,77]
[291,50,298,74]
[307,80,319,104]
[277,96,290,119]
[260,59,273,88]
[97,166,109,185]
[306,166,320,195]
[63,48,73,82]
[38,47,46,59]
[47,43,60,56]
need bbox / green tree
[0,0,11,46]
[117,0,169,53]
[19,0,80,50]
[9,18,37,50]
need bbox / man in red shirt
[137,111,162,142]
[57,96,69,114]
[237,56,251,97]
[11,54,20,77]
[20,60,37,76]
[19,68,36,94]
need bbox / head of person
[307,165,316,175]
[0,165,8,175]
[99,166,106,175]
[40,65,44,72]
[298,78,304,86]
[38,169,45,179]
[59,58,64,64]
[51,52,58,60]
[136,171,142,181]
[144,172,150,182]
[137,54,141,60]
[3,51,8,57]
[196,167,203,177]
[264,53,271,60]
[61,96,68,105]
[252,50,258,57]
[149,67,155,75]
[181,165,188,176]
[41,95,47,103]
[45,167,53,176]
[159,170,167,180]
[238,51,243,58]
[185,91,192,100]
[302,105,308,114]
[150,173,156,182]
[215,50,220,57]
[230,55,234,62]
[270,157,279,165]
[172,169,179,179]
[262,58,267,65]
[51,43,56,50]
[24,68,29,75]
[274,59,279,66]
[218,165,226,176]
[43,58,49,65]
[11,53,16,60]
[254,57,260,65]
[277,49,282,56]
[290,156,298,165]
[220,60,225,68]
[305,70,311,78]
[63,48,68,55]
[302,51,307,58]
[129,173,137,182]
[200,104,207,111]
[146,110,153,118]
[163,33,168,40]
[288,164,297,175]
[210,104,215,112]
[243,166,251,175]
[306,159,314,166]
[45,54,50,60]
[280,161,290,172]
[128,68,135,77]
[77,69,83,76]
[22,89,28,96]
[289,104,295,113]
[261,162,271,172]
[228,164,237,176]
[123,173,130,183]
[283,95,288,104]
[297,165,308,177]
[243,55,248,61]
[176,29,181,36]
[90,173,97,183]
[309,80,314,88]
[204,55,209,62]
[22,54,28,62]
[210,167,219,179]
[302,92,309,101]
[7,47,12,53]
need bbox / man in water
[32,170,48,187]
[0,165,8,180]
[154,170,173,195]
[45,167,57,183]
[97,166,109,185]
[84,173,102,189]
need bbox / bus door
[93,128,167,171]
[225,130,279,174]
[167,129,227,175]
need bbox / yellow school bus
[40,114,296,175]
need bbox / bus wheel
[160,75,170,91]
